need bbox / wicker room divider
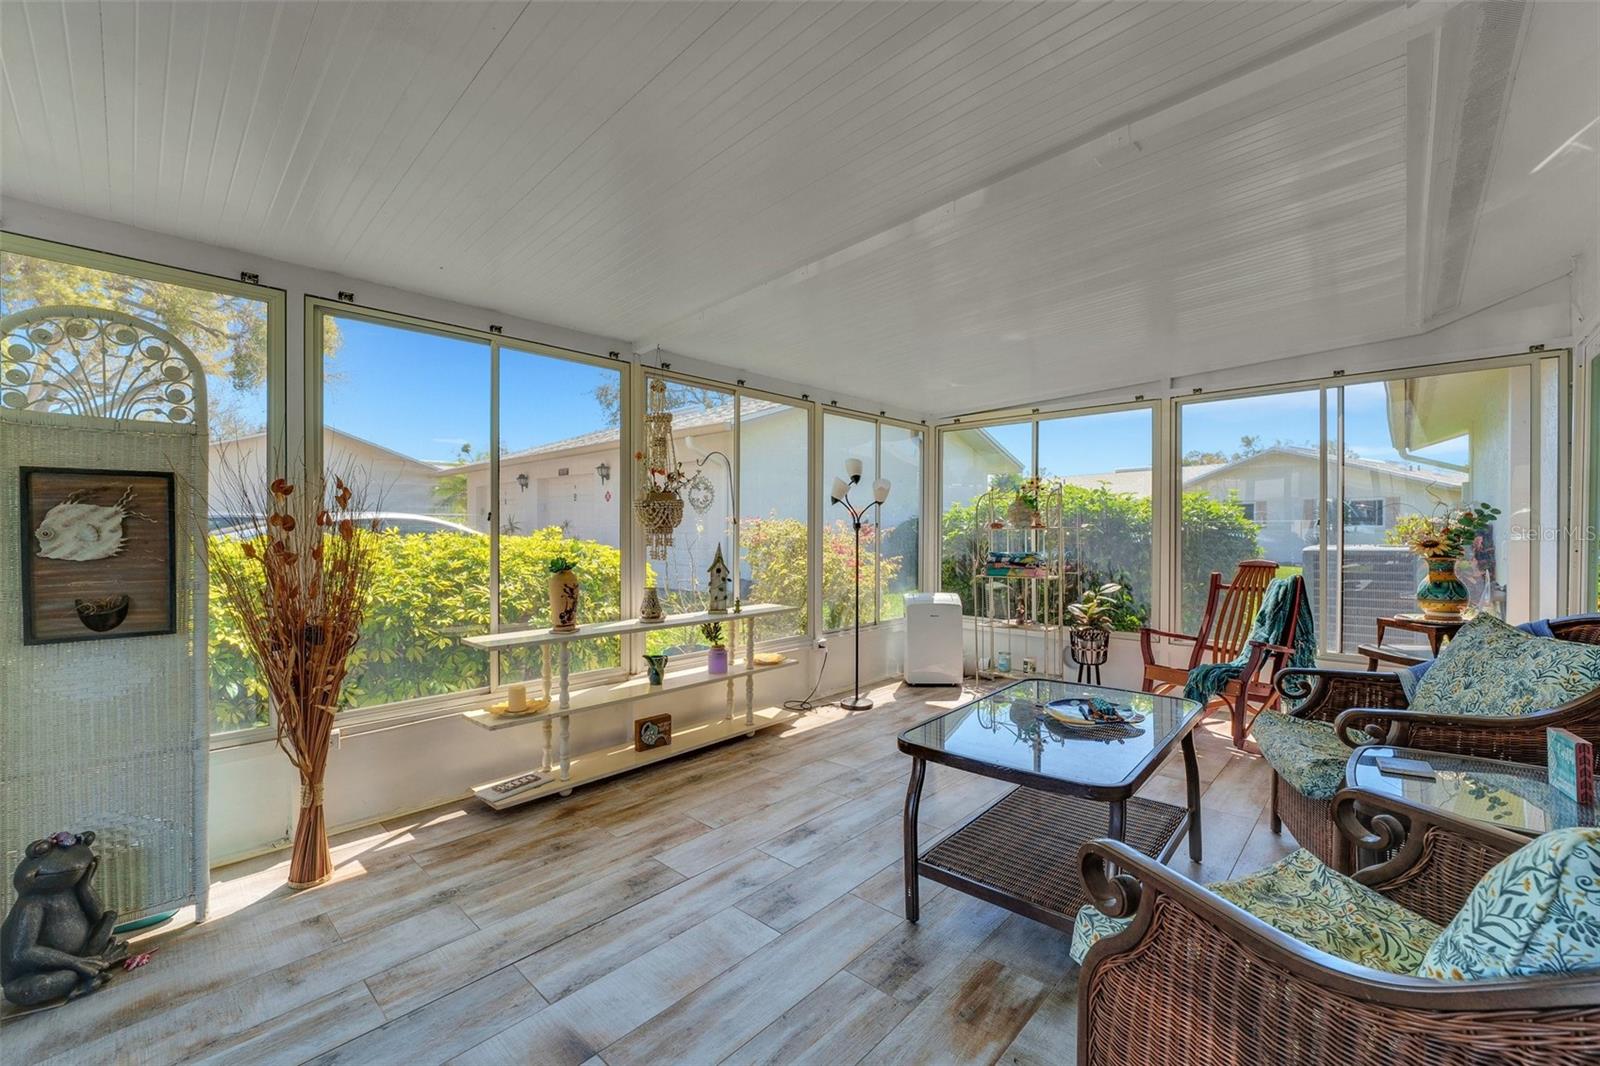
[0,305,210,922]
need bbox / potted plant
[1387,502,1499,620]
[701,621,728,674]
[1067,582,1122,669]
[1007,477,1042,529]
[548,554,580,633]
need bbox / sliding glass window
[1039,407,1154,629]
[1176,357,1561,654]
[320,312,493,705]
[1,237,280,736]
[821,413,925,630]
[498,345,624,680]
[739,394,810,642]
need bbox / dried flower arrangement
[202,462,380,888]
[1387,502,1500,560]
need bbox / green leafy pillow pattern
[1418,827,1600,981]
[1410,614,1600,718]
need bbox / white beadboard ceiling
[2,1,1594,415]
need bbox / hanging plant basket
[1069,626,1110,666]
[635,488,685,561]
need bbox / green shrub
[938,485,1261,632]
[207,527,623,729]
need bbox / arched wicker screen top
[1,304,207,425]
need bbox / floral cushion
[1410,613,1600,718]
[1252,711,1349,800]
[1417,828,1600,981]
[1071,849,1442,971]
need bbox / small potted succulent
[548,555,580,633]
[1067,582,1122,669]
[701,621,728,674]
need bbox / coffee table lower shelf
[914,786,1189,933]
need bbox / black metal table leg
[903,756,926,922]
[1108,798,1126,841]
[1183,731,1203,863]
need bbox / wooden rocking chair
[1139,560,1295,748]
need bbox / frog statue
[2,831,128,1007]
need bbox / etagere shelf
[460,603,800,809]
[970,485,1070,682]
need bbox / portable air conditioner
[903,592,963,686]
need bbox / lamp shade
[872,478,891,503]
[844,457,863,480]
[830,476,849,502]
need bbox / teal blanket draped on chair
[1184,577,1316,705]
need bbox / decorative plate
[1042,697,1144,727]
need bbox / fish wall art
[19,468,175,644]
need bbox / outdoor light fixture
[596,462,611,484]
[515,473,529,492]
[831,460,890,712]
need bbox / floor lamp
[831,459,890,711]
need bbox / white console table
[461,604,800,809]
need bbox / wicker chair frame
[1265,614,1600,871]
[1076,792,1600,1065]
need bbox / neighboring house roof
[453,397,789,473]
[1057,445,1467,496]
[1188,444,1468,488]
[211,426,449,475]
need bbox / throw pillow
[1408,613,1600,718]
[1417,827,1600,980]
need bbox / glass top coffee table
[897,678,1205,932]
[1347,746,1599,837]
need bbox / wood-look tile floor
[3,679,1296,1066]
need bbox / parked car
[209,512,481,539]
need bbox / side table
[1357,614,1466,671]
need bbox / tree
[592,378,729,427]
[432,443,478,517]
[2,249,340,438]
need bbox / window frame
[820,407,928,633]
[305,298,634,731]
[934,351,1569,659]
[937,398,1163,638]
[1,230,290,747]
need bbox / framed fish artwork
[19,467,176,645]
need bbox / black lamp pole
[832,472,883,712]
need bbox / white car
[210,512,481,538]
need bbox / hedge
[208,527,623,730]
[939,485,1262,631]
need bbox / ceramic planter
[1416,555,1469,620]
[707,645,728,674]
[1070,626,1111,666]
[639,585,664,622]
[1007,498,1038,529]
[549,570,580,632]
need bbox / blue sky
[988,382,1470,480]
[323,316,618,462]
[322,314,1472,475]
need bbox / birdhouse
[706,545,731,614]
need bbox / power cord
[783,645,830,712]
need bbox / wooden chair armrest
[1274,668,1408,723]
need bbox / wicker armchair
[1263,614,1600,870]
[1074,792,1600,1066]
